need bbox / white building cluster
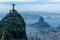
[27,31,60,40]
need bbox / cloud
[0,2,60,13]
[0,3,60,13]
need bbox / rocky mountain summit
[28,16,51,30]
[0,4,27,40]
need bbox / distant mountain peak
[39,16,44,23]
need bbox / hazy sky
[0,0,60,2]
[0,0,60,13]
[0,2,60,13]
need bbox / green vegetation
[0,10,27,40]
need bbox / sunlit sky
[0,0,60,13]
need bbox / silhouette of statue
[0,4,27,40]
[12,4,15,10]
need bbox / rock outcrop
[29,17,51,30]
